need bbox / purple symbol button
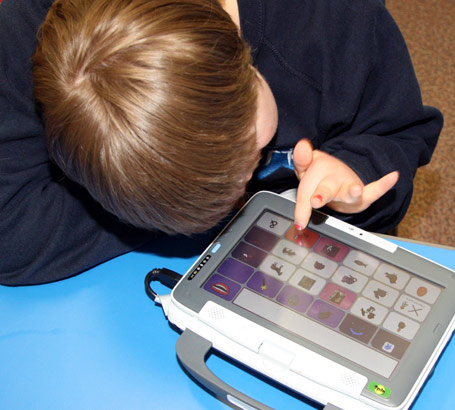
[247,271,283,298]
[232,241,267,267]
[307,300,345,328]
[218,258,254,283]
[244,226,280,252]
[204,274,241,301]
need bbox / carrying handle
[175,329,342,410]
[176,329,272,410]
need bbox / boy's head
[33,0,268,235]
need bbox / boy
[0,0,442,285]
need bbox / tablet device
[161,191,455,410]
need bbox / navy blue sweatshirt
[0,0,442,285]
[242,0,442,230]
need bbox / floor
[387,0,455,247]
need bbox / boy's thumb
[293,139,313,177]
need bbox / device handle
[176,329,343,410]
[176,329,272,410]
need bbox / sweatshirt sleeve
[317,1,443,233]
[0,0,152,286]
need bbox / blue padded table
[1,234,454,410]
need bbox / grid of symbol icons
[203,211,442,365]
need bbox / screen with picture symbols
[201,210,444,379]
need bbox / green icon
[367,381,391,398]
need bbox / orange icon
[417,286,428,297]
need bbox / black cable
[144,267,183,301]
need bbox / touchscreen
[201,211,444,379]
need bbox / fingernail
[313,194,323,203]
[295,224,303,231]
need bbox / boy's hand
[293,139,399,229]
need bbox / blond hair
[33,0,258,235]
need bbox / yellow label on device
[367,381,391,398]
